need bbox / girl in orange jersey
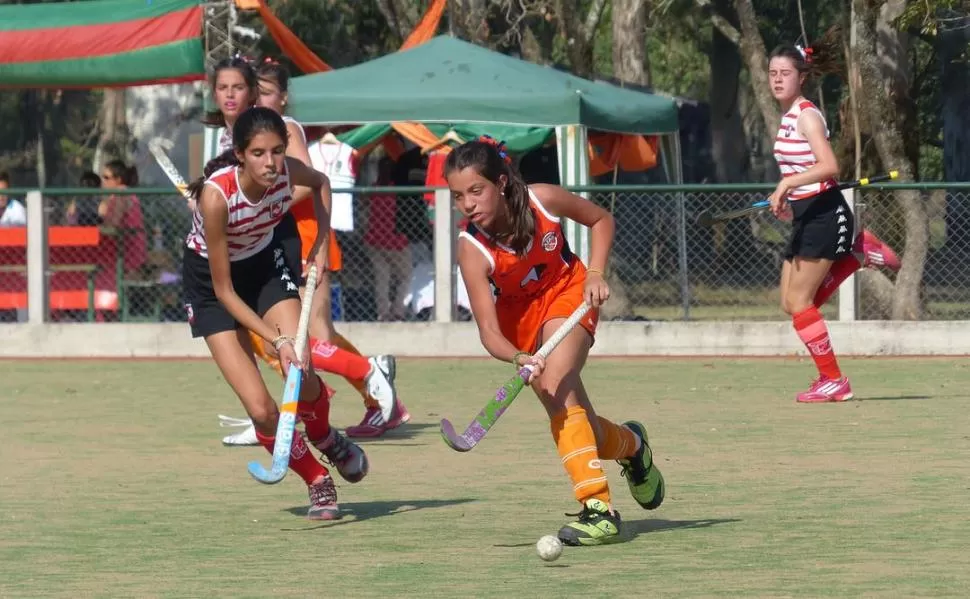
[446,137,665,546]
[184,107,367,520]
[766,43,900,403]
[253,58,409,438]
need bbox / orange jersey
[459,188,598,352]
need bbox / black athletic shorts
[784,187,855,261]
[182,241,301,338]
[274,212,305,285]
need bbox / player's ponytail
[444,136,535,256]
[770,26,845,84]
[187,150,239,201]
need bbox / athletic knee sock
[595,417,641,460]
[332,333,376,408]
[255,430,328,485]
[550,406,610,504]
[813,255,862,307]
[792,306,843,380]
[309,338,371,381]
[297,376,332,444]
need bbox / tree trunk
[852,0,927,320]
[375,0,422,41]
[733,0,779,149]
[553,0,608,77]
[601,0,648,320]
[450,0,490,43]
[939,11,970,258]
[612,0,648,87]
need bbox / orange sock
[595,417,639,460]
[550,406,610,504]
[793,306,842,379]
[255,429,328,485]
[310,338,371,381]
[297,376,331,444]
[333,333,376,408]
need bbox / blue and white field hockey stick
[695,171,899,228]
[247,265,319,484]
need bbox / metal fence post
[433,188,455,323]
[26,190,48,325]
[677,191,691,320]
[840,188,858,321]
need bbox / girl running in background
[185,107,367,520]
[447,137,665,546]
[255,58,408,438]
[767,42,901,403]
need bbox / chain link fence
[1,184,967,324]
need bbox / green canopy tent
[275,36,682,263]
[0,0,205,88]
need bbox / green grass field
[2,358,969,598]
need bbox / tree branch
[694,0,740,44]
[582,0,609,43]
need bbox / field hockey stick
[440,301,591,453]
[147,138,191,200]
[247,265,319,484]
[695,171,899,228]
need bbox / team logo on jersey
[541,231,558,252]
[782,124,794,138]
[270,199,283,219]
[519,264,547,288]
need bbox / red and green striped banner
[0,0,205,88]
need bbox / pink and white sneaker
[345,398,411,438]
[854,230,901,272]
[796,376,854,403]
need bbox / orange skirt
[296,217,342,273]
[496,264,599,353]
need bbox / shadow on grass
[857,395,931,401]
[494,517,741,548]
[282,497,476,530]
[336,422,438,444]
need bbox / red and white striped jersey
[773,99,837,201]
[185,164,294,261]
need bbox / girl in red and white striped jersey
[767,42,900,404]
[184,107,367,521]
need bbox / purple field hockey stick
[440,302,591,452]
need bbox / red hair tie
[478,135,512,165]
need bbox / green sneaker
[557,498,622,546]
[617,421,665,510]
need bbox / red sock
[813,255,862,307]
[792,306,842,379]
[310,338,371,381]
[255,429,328,485]
[297,379,331,444]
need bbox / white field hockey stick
[147,138,191,200]
[440,301,591,452]
[247,265,319,484]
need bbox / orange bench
[0,226,119,322]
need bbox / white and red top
[773,99,838,201]
[185,163,295,261]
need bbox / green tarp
[0,0,205,88]
[290,36,678,135]
[337,123,553,154]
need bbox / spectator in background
[0,171,27,227]
[364,157,412,321]
[64,171,102,226]
[97,160,147,297]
